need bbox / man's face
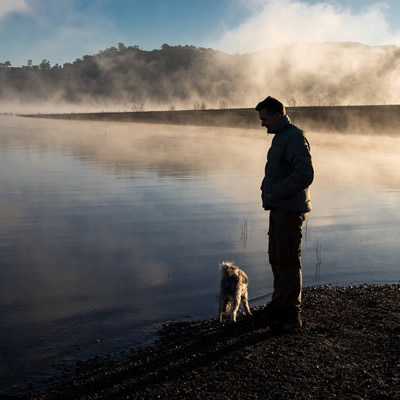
[258,109,281,131]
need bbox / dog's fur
[218,261,252,322]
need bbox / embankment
[23,104,400,135]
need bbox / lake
[1,115,400,393]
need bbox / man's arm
[271,136,314,200]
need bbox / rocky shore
[14,284,400,399]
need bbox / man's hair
[255,96,286,116]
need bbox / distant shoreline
[22,104,400,135]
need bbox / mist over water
[2,41,400,114]
[1,115,400,393]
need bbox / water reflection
[0,116,399,392]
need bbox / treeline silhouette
[0,43,245,109]
[1,42,400,108]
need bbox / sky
[1,0,400,67]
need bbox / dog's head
[219,260,239,277]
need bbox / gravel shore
[16,284,400,399]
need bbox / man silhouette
[256,96,314,331]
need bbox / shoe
[252,302,282,328]
[282,316,302,331]
[272,315,302,333]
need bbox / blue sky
[1,0,400,67]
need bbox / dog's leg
[231,291,241,322]
[223,299,231,313]
[218,296,229,322]
[241,291,252,316]
[218,297,233,322]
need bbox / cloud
[205,0,400,107]
[0,0,30,18]
[7,0,119,65]
[212,0,399,53]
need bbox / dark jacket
[261,114,314,213]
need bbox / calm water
[1,116,400,392]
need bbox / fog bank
[2,42,400,114]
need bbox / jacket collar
[268,114,291,134]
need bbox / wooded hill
[1,42,400,109]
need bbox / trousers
[268,208,305,316]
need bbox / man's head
[255,96,286,131]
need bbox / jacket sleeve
[271,135,314,200]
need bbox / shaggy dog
[218,261,252,322]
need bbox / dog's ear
[218,263,225,274]
[220,260,235,268]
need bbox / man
[256,96,314,331]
